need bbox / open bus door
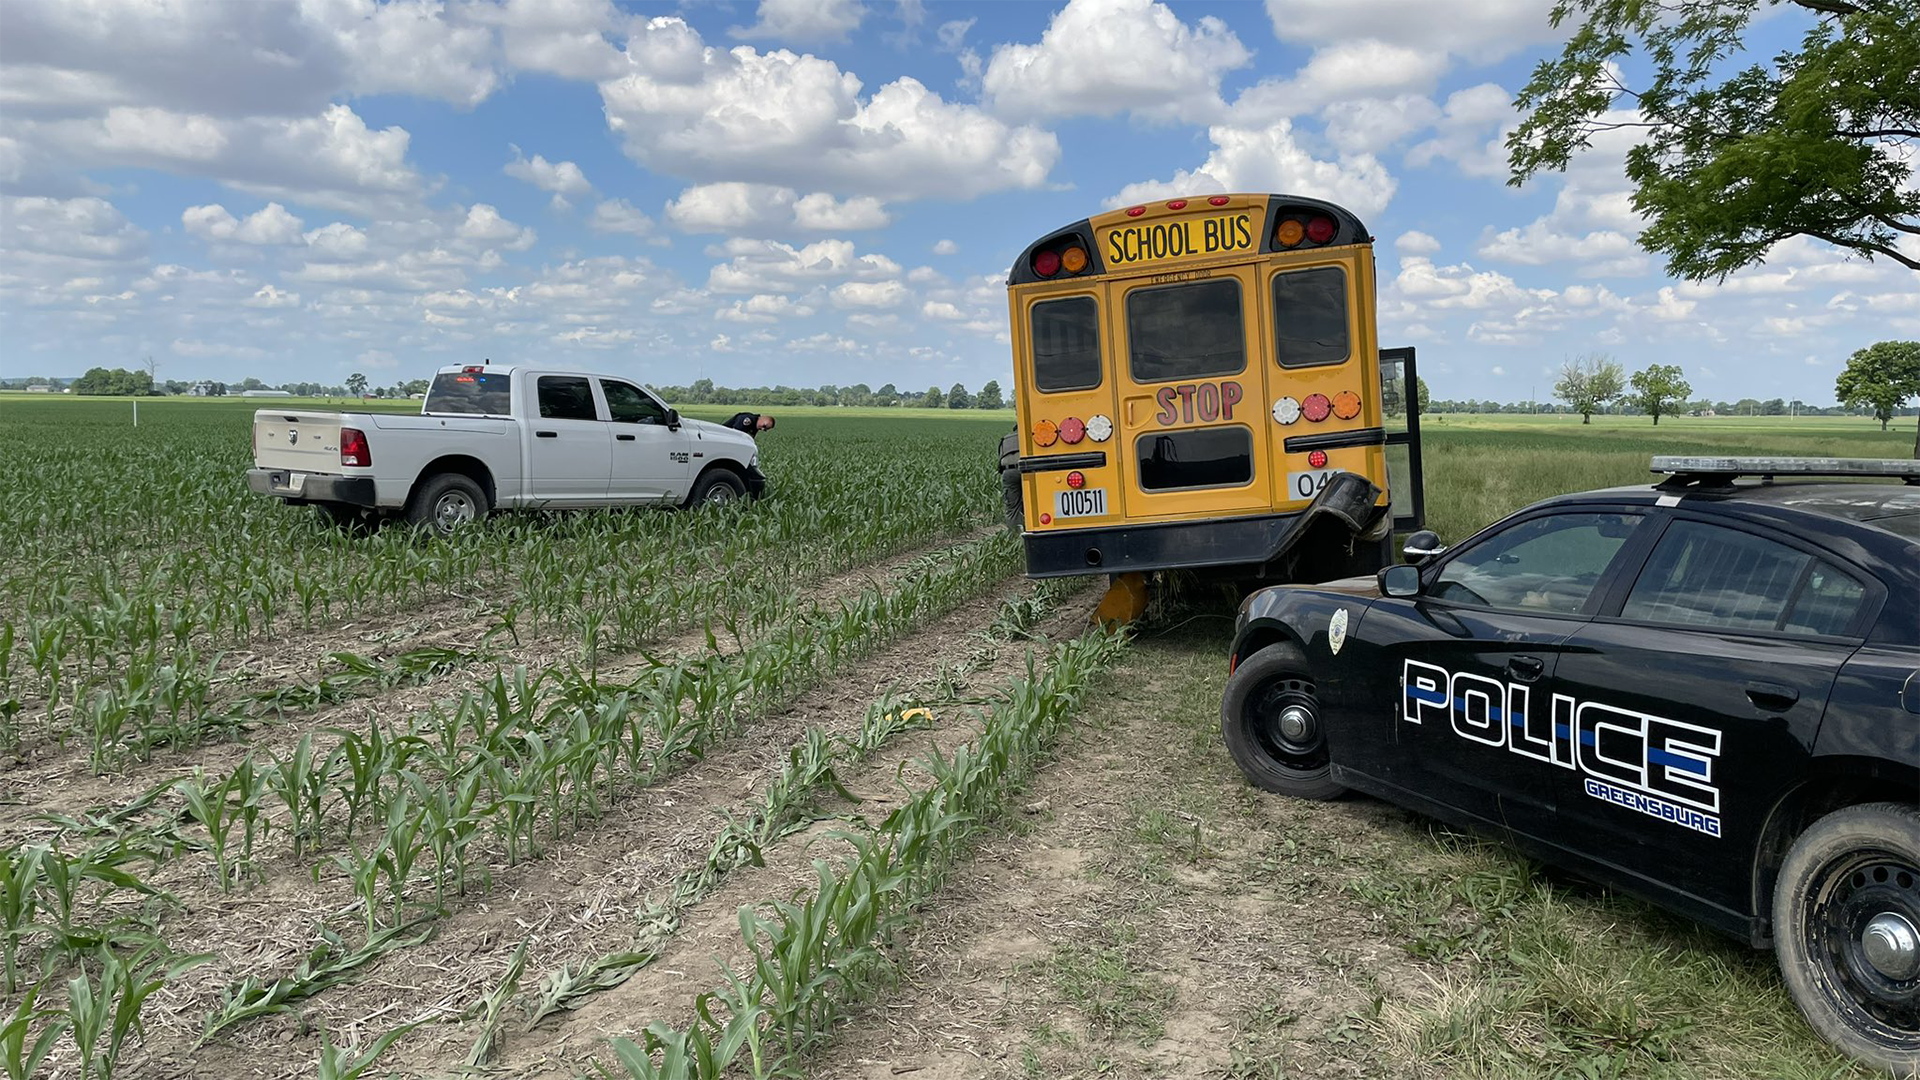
[1378,346,1425,532]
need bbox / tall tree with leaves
[976,379,1004,410]
[1627,363,1693,425]
[1553,352,1627,423]
[346,372,368,398]
[1834,339,1920,455]
[1509,0,1920,281]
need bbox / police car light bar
[1652,456,1920,484]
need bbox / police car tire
[405,473,488,534]
[1220,643,1346,801]
[1772,802,1920,1074]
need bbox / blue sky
[2,0,1914,403]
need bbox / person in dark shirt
[724,412,776,436]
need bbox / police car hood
[1312,573,1383,599]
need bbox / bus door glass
[1017,289,1120,529]
[1264,258,1380,510]
[1111,266,1270,520]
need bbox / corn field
[0,398,1127,1078]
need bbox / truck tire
[689,468,745,508]
[406,473,487,534]
[314,502,373,533]
[998,431,1023,533]
[1772,802,1920,1073]
[1221,643,1345,800]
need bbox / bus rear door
[1109,266,1271,522]
[1012,286,1121,531]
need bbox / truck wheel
[1772,802,1920,1073]
[1221,643,1345,800]
[406,473,487,534]
[689,469,745,508]
[1001,468,1024,533]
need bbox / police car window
[1432,513,1642,614]
[1622,521,1856,634]
[1031,297,1101,392]
[1127,278,1246,383]
[602,380,666,425]
[537,376,597,421]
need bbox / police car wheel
[1773,802,1920,1073]
[690,469,745,507]
[405,473,487,535]
[1221,643,1345,800]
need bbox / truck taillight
[340,427,371,467]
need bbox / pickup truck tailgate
[253,411,345,472]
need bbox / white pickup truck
[246,363,766,531]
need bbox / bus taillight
[1033,249,1061,277]
[1061,246,1088,273]
[1302,394,1332,422]
[1307,215,1337,244]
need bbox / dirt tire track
[779,632,1438,1080]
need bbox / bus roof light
[1061,246,1088,274]
[1166,199,1188,210]
[1275,219,1305,247]
[1033,249,1061,277]
[1208,195,1230,206]
[1125,205,1146,217]
[1306,215,1336,244]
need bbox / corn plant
[267,733,333,857]
[64,943,209,1080]
[463,938,528,1068]
[174,767,241,891]
[202,920,435,1040]
[313,1016,428,1080]
[0,979,68,1080]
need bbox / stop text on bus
[1104,213,1255,269]
[1154,380,1243,425]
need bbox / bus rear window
[1127,278,1245,383]
[1030,297,1102,392]
[426,371,512,415]
[1136,427,1254,491]
[1273,266,1349,368]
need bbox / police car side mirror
[1403,529,1446,564]
[1380,564,1423,598]
[665,408,680,431]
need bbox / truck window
[1126,278,1245,384]
[537,376,598,421]
[602,380,668,424]
[425,370,512,415]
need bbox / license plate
[1287,469,1336,501]
[1054,488,1107,518]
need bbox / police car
[1221,458,1920,1071]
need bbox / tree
[947,382,972,409]
[1416,376,1430,415]
[875,383,897,405]
[70,367,153,396]
[346,372,368,397]
[1626,364,1692,426]
[1509,1,1920,281]
[976,379,1004,410]
[922,386,944,409]
[1552,353,1625,424]
[1834,340,1920,455]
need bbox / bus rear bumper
[1021,470,1390,579]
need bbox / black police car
[1221,457,1920,1071]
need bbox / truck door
[527,374,611,504]
[598,378,686,501]
[1110,267,1270,521]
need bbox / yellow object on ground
[1092,572,1149,627]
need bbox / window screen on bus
[1136,426,1254,491]
[1030,297,1102,392]
[1273,266,1349,368]
[1126,279,1245,383]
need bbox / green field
[0,397,1896,1078]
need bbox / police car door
[1361,510,1649,830]
[1548,515,1864,919]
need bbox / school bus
[999,193,1424,615]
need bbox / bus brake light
[1308,450,1328,468]
[1066,470,1085,489]
[1033,249,1061,277]
[1060,416,1086,444]
[1301,394,1332,422]
[1307,215,1336,244]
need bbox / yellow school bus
[999,193,1424,601]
